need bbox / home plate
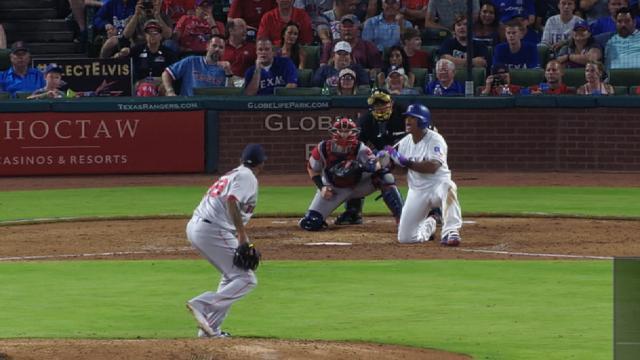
[304,242,352,246]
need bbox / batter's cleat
[440,233,461,247]
[427,208,442,225]
[334,211,363,225]
[187,302,215,337]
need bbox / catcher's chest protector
[320,140,359,168]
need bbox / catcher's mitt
[328,159,364,188]
[233,242,261,271]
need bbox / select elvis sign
[0,111,204,175]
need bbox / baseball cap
[338,68,356,79]
[340,14,360,27]
[44,63,64,75]
[387,65,406,77]
[196,0,213,6]
[241,143,267,167]
[491,63,509,75]
[10,41,29,54]
[333,41,352,54]
[573,19,589,31]
[144,19,162,33]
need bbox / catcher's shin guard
[299,210,328,231]
[381,185,403,222]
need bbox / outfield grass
[1,186,639,221]
[0,260,612,360]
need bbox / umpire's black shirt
[357,103,406,152]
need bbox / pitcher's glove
[233,242,261,271]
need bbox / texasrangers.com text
[116,103,198,111]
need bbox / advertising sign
[0,111,205,175]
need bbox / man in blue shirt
[362,0,413,51]
[493,19,539,69]
[162,35,234,96]
[244,38,298,95]
[424,59,465,95]
[0,41,45,97]
[605,7,640,69]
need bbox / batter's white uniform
[396,129,463,243]
[186,165,258,336]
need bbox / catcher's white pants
[186,216,257,336]
[397,180,462,243]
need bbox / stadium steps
[0,0,85,57]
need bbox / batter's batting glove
[384,145,411,167]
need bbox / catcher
[334,88,407,225]
[299,117,403,231]
[185,143,265,338]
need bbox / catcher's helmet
[367,88,393,122]
[403,103,431,129]
[330,117,360,153]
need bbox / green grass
[1,186,639,222]
[0,260,612,360]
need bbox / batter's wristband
[312,175,324,190]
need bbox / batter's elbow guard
[299,210,328,231]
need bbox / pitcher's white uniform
[396,129,463,243]
[186,165,258,337]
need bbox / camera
[142,0,153,9]
[492,76,504,87]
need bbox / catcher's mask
[368,88,393,122]
[330,117,360,154]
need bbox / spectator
[244,38,298,95]
[222,18,257,79]
[493,19,539,69]
[439,14,489,70]
[589,0,628,36]
[473,0,500,47]
[228,0,276,33]
[68,0,104,43]
[506,14,542,44]
[127,20,178,95]
[162,0,196,26]
[399,0,429,29]
[101,0,173,58]
[293,0,333,44]
[377,45,415,87]
[402,27,431,69]
[480,62,522,95]
[494,0,535,26]
[93,0,137,38]
[311,41,369,88]
[320,15,382,72]
[424,0,479,31]
[323,0,358,41]
[385,66,420,94]
[605,7,640,69]
[312,41,370,87]
[0,42,45,97]
[424,58,465,95]
[579,0,608,24]
[556,19,602,68]
[540,0,583,52]
[174,0,225,54]
[278,22,307,68]
[28,65,66,99]
[362,0,413,52]
[162,35,234,96]
[257,0,314,47]
[576,60,614,94]
[0,24,5,49]
[336,67,358,95]
[534,0,560,32]
[528,59,574,94]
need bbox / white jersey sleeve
[398,130,452,190]
[193,165,258,232]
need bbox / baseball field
[0,172,638,360]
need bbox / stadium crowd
[2,0,640,97]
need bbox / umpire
[335,88,407,225]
